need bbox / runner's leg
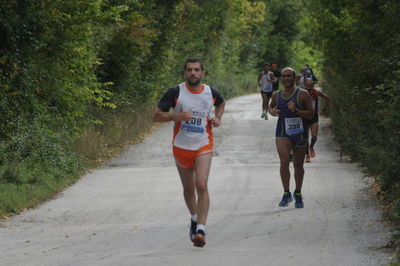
[194,153,212,226]
[276,138,293,191]
[310,122,318,147]
[265,95,271,119]
[292,146,306,191]
[176,165,197,216]
[261,92,268,114]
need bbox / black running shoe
[189,219,197,242]
[193,229,206,247]
[294,192,304,208]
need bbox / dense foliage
[0,0,300,216]
[306,0,400,226]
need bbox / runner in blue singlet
[269,67,314,209]
[275,88,308,146]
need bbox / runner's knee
[280,160,290,169]
[196,182,208,193]
[183,186,195,197]
[293,163,304,171]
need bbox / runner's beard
[187,78,201,87]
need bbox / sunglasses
[281,74,293,78]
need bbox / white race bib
[284,117,304,135]
[180,111,205,133]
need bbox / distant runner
[304,78,329,162]
[153,58,225,247]
[258,63,276,120]
[296,66,308,89]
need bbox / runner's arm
[153,87,192,122]
[268,91,279,116]
[296,91,314,119]
[209,87,225,127]
[317,90,329,111]
[269,72,277,83]
[210,101,225,127]
[153,108,192,122]
[257,72,262,87]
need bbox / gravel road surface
[0,94,393,266]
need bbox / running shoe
[305,154,311,163]
[193,229,206,247]
[309,147,316,158]
[261,112,266,118]
[264,113,269,120]
[279,192,293,207]
[294,192,304,208]
[189,219,197,242]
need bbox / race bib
[284,117,304,135]
[180,111,205,133]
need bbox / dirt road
[0,94,392,265]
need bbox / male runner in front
[269,67,314,208]
[153,58,225,247]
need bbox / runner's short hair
[184,58,204,71]
[281,67,296,78]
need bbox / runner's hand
[270,108,280,116]
[174,110,192,121]
[208,116,221,127]
[287,101,296,112]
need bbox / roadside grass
[391,252,400,266]
[74,105,156,167]
[0,170,83,219]
[0,105,156,220]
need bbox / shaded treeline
[306,0,400,231]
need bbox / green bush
[307,0,400,235]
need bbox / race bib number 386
[284,117,304,135]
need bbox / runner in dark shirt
[269,67,314,209]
